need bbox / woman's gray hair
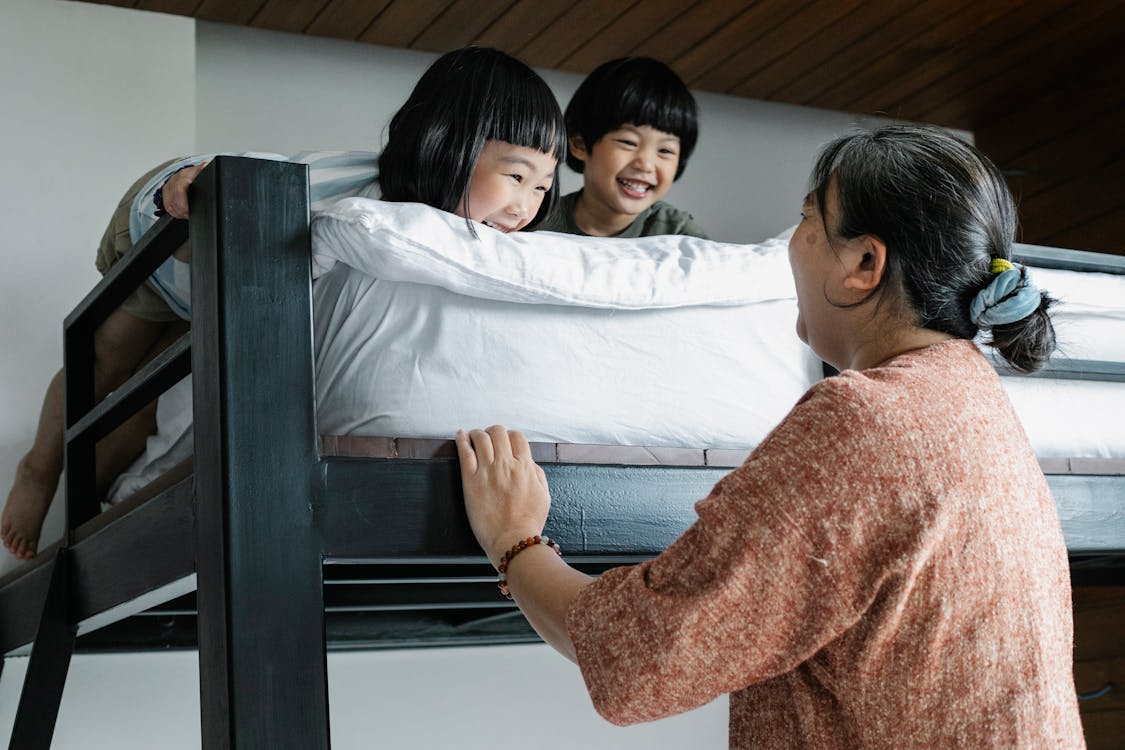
[810,125,1055,373]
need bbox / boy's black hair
[378,46,567,230]
[564,57,699,179]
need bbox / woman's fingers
[486,424,512,461]
[509,429,532,461]
[457,425,552,568]
[467,428,495,465]
[454,429,477,475]
[460,426,536,469]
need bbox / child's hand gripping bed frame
[1,157,1122,748]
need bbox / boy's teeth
[619,179,650,191]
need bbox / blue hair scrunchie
[969,265,1041,328]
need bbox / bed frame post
[6,548,76,750]
[189,157,329,748]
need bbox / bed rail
[1014,242,1125,275]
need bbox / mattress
[995,266,1125,459]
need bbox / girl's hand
[456,426,551,569]
[161,161,209,219]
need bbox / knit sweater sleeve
[565,374,924,725]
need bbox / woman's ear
[568,135,588,163]
[842,235,887,293]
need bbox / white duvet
[108,203,820,502]
[309,200,819,444]
[107,200,1125,503]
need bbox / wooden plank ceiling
[86,0,1124,254]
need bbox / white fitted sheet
[310,269,820,446]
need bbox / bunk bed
[1,157,1123,748]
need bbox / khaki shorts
[93,159,185,323]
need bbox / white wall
[194,21,912,244]
[1,6,933,748]
[0,0,195,578]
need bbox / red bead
[494,533,564,598]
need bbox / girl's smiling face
[459,140,557,232]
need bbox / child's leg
[1,309,176,560]
[3,160,187,560]
[2,367,66,558]
[93,319,189,500]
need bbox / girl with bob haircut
[2,46,566,560]
[378,45,567,230]
[456,125,1084,748]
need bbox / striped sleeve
[291,150,381,211]
[127,149,380,318]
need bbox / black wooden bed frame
[2,157,1123,748]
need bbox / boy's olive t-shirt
[537,191,708,239]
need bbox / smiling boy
[538,57,707,239]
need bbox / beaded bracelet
[497,535,562,599]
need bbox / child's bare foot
[1,456,58,560]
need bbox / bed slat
[318,458,730,559]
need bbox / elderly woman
[456,125,1084,748]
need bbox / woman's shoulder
[791,341,996,433]
[792,366,889,420]
[759,374,889,462]
[833,340,993,396]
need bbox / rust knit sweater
[566,339,1084,748]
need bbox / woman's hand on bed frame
[457,426,594,663]
[457,426,550,567]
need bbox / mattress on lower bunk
[994,265,1125,460]
[106,202,1125,504]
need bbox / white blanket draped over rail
[305,200,819,447]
